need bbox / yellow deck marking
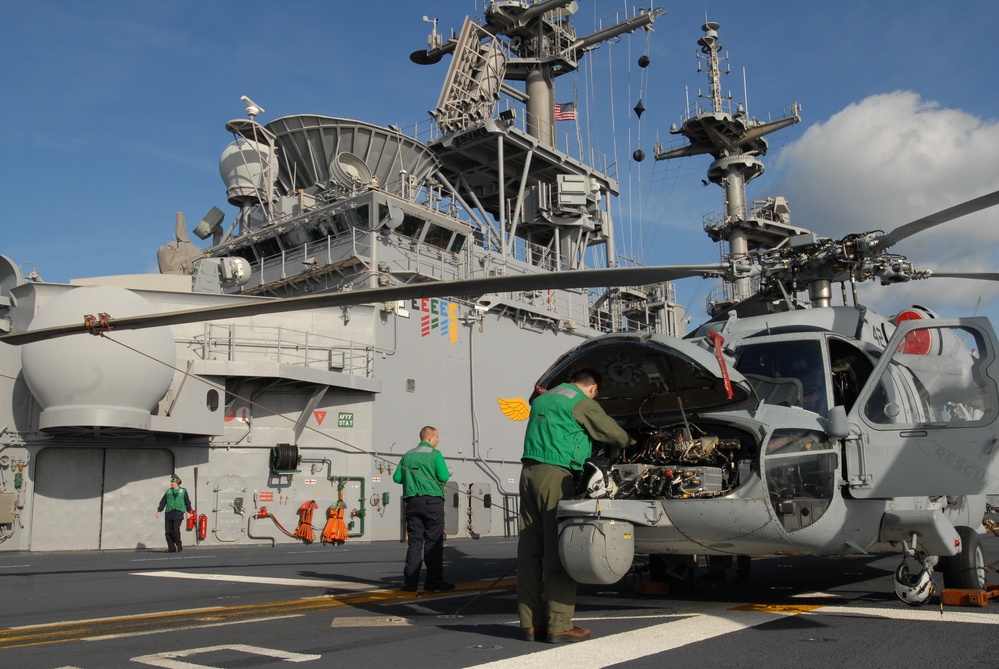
[731,603,822,614]
[0,578,516,650]
[331,616,413,628]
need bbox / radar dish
[264,115,442,196]
[330,152,372,188]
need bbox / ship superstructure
[0,2,678,552]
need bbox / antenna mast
[655,22,801,314]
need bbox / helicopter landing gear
[939,526,986,590]
[648,554,699,593]
[892,533,938,606]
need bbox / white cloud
[774,92,999,318]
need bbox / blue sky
[3,1,998,326]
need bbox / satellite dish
[330,152,372,188]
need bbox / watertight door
[846,317,999,498]
[32,447,173,551]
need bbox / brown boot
[546,626,591,644]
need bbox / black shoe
[401,584,418,592]
[176,545,183,553]
[167,548,177,553]
[425,582,455,592]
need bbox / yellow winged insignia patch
[497,397,530,421]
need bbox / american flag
[554,101,577,121]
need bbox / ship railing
[506,234,561,272]
[703,210,729,234]
[189,323,375,377]
[376,226,564,284]
[703,202,790,233]
[501,100,619,182]
[677,99,801,129]
[380,233,467,282]
[239,220,612,327]
[404,101,618,183]
[248,230,373,289]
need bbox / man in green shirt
[393,425,453,592]
[518,369,632,643]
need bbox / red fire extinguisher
[187,510,197,531]
[198,514,208,540]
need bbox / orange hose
[322,491,350,545]
[293,500,319,543]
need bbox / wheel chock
[940,584,999,607]
[634,581,670,596]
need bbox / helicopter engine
[584,425,744,500]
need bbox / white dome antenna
[240,95,265,119]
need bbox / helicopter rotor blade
[925,271,999,282]
[875,188,999,251]
[0,263,729,347]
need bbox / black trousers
[164,513,184,551]
[403,496,446,588]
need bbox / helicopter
[538,191,999,606]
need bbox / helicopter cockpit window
[736,340,829,417]
[764,428,837,533]
[863,324,997,427]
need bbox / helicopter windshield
[735,340,828,417]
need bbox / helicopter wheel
[648,554,699,592]
[940,526,987,590]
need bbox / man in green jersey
[393,426,453,592]
[518,369,633,643]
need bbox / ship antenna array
[696,21,730,114]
